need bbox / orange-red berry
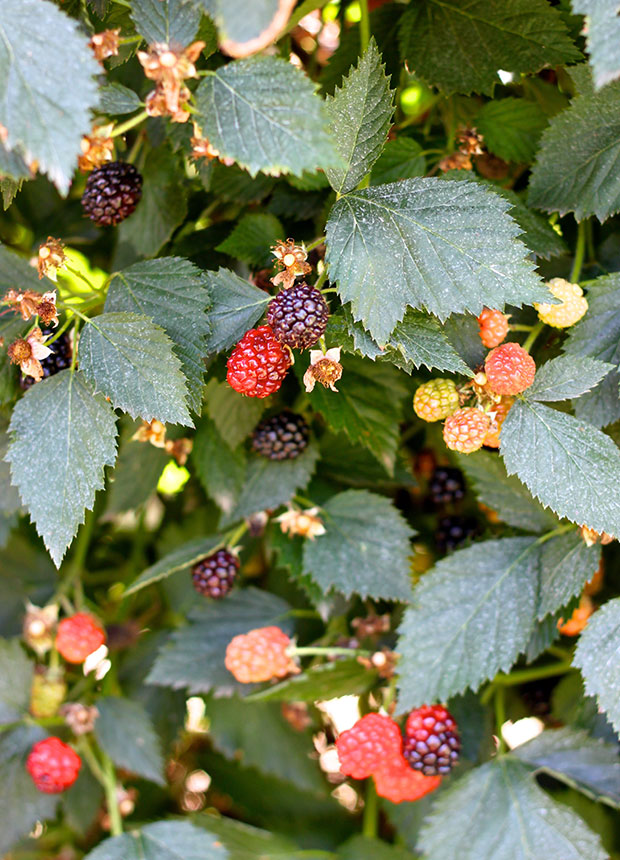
[26,737,81,794]
[483,396,514,448]
[55,613,106,664]
[477,308,509,348]
[227,325,291,398]
[443,408,490,454]
[484,342,536,395]
[373,759,441,803]
[336,714,403,780]
[225,626,295,683]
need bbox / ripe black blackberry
[191,550,239,599]
[252,411,309,461]
[429,466,465,505]
[81,161,142,227]
[266,282,328,350]
[403,705,460,776]
[435,515,478,553]
[20,329,72,390]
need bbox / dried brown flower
[303,347,343,392]
[89,29,120,62]
[271,238,312,289]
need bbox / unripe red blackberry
[20,329,72,390]
[252,411,309,461]
[81,161,142,226]
[403,705,460,776]
[267,283,329,350]
[191,549,239,599]
[26,737,81,794]
[227,325,292,398]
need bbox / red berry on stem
[225,626,296,683]
[227,325,291,398]
[403,704,461,776]
[373,759,441,803]
[443,408,490,454]
[477,308,509,348]
[55,613,106,664]
[26,737,81,794]
[336,714,403,779]
[485,342,536,395]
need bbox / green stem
[287,608,322,620]
[509,324,534,332]
[291,646,372,657]
[111,110,149,139]
[63,265,100,294]
[522,320,544,354]
[56,507,97,605]
[101,752,123,836]
[45,316,74,346]
[362,778,378,839]
[305,235,326,252]
[570,220,587,284]
[225,520,248,549]
[494,686,506,753]
[77,737,107,787]
[493,661,573,686]
[359,0,370,53]
[314,268,328,291]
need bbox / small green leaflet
[500,399,620,537]
[370,137,426,185]
[418,757,606,860]
[203,268,270,354]
[574,597,620,734]
[0,639,33,723]
[125,535,223,596]
[526,355,613,402]
[303,490,414,600]
[514,726,620,808]
[195,55,341,177]
[397,538,539,705]
[325,178,549,345]
[78,313,192,426]
[564,273,620,427]
[84,820,227,860]
[386,310,472,376]
[246,659,378,703]
[0,0,99,193]
[98,83,142,115]
[572,0,620,89]
[130,0,201,45]
[6,371,117,567]
[216,213,284,267]
[324,38,395,195]
[398,0,580,96]
[476,98,548,163]
[95,697,165,785]
[528,81,620,221]
[537,530,600,619]
[105,257,210,414]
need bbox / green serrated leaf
[325,38,395,195]
[222,443,320,526]
[399,0,581,96]
[116,146,188,261]
[501,399,620,537]
[216,213,284,267]
[397,538,540,705]
[370,137,426,185]
[195,55,341,177]
[201,815,320,860]
[192,417,246,515]
[418,757,606,860]
[0,420,21,517]
[537,530,600,619]
[303,490,414,600]
[526,355,613,402]
[147,587,292,695]
[0,726,59,855]
[84,820,227,860]
[203,268,270,355]
[204,378,266,448]
[6,371,117,567]
[477,98,548,163]
[210,163,276,204]
[204,696,324,792]
[98,83,143,115]
[79,312,192,426]
[572,0,620,89]
[105,257,210,414]
[386,310,473,376]
[130,0,201,44]
[326,179,549,345]
[442,313,488,370]
[304,355,406,473]
[125,535,223,596]
[0,639,33,723]
[95,696,164,785]
[0,0,99,192]
[528,81,620,221]
[246,659,378,702]
[574,596,620,734]
[564,273,620,427]
[456,451,558,532]
[514,727,620,808]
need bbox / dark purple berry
[191,550,239,599]
[81,161,142,227]
[403,705,461,776]
[252,411,309,461]
[435,515,479,553]
[266,282,328,350]
[429,467,465,505]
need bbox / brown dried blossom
[78,126,115,172]
[271,238,312,289]
[23,602,58,657]
[457,127,484,156]
[303,347,343,392]
[438,151,472,172]
[8,327,53,382]
[165,437,193,466]
[60,702,100,735]
[133,418,167,448]
[276,506,326,539]
[3,288,43,321]
[89,29,120,62]
[38,236,66,283]
[138,41,205,121]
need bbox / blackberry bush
[0,1,619,858]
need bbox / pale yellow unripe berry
[535,278,588,328]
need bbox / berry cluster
[81,161,143,226]
[225,626,297,683]
[428,466,465,505]
[252,410,309,460]
[336,706,459,804]
[191,549,239,599]
[435,515,479,553]
[267,282,328,350]
[227,325,291,398]
[55,613,106,664]
[26,737,81,794]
